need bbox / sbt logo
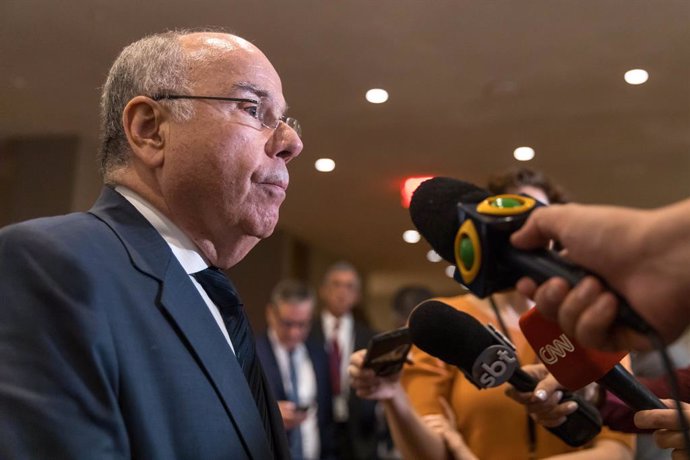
[538,333,575,365]
[471,345,518,388]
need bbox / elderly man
[256,280,335,460]
[0,30,302,459]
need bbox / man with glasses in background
[256,280,336,460]
[0,29,302,459]
[310,261,382,459]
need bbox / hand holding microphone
[409,177,659,352]
[519,306,665,411]
[409,299,604,447]
[510,200,690,351]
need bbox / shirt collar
[115,185,208,274]
[268,328,306,357]
[322,310,352,335]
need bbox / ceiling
[2,0,689,293]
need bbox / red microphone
[519,307,665,411]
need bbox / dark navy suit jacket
[256,332,336,459]
[0,187,289,459]
[308,316,379,459]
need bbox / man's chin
[247,219,278,240]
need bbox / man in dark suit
[0,29,303,459]
[256,280,336,460]
[308,262,381,459]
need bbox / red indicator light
[401,176,433,208]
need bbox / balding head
[100,29,302,269]
[99,29,276,182]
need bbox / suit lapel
[159,270,273,459]
[89,187,273,459]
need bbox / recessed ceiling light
[624,69,649,85]
[514,146,535,161]
[402,230,421,244]
[426,250,443,263]
[365,88,389,104]
[314,158,335,172]
[445,265,456,278]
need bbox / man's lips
[260,181,287,190]
[257,180,288,196]
[255,170,289,196]
[257,173,288,190]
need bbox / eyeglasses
[275,315,311,331]
[151,94,302,138]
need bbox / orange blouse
[402,294,635,460]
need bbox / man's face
[159,33,303,266]
[268,299,313,351]
[319,269,361,317]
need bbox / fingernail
[566,402,578,412]
[554,390,563,401]
[535,389,547,401]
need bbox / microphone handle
[597,364,666,411]
[510,368,602,447]
[504,248,655,335]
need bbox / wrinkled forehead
[181,33,287,108]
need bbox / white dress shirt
[321,310,354,421]
[268,330,320,460]
[115,186,235,352]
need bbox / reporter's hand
[509,202,690,351]
[505,364,578,428]
[634,400,690,459]
[421,398,479,460]
[348,349,403,401]
[516,276,650,352]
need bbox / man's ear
[122,96,167,167]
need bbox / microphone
[519,307,666,411]
[408,299,603,447]
[409,176,655,335]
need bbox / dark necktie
[288,350,303,460]
[329,318,341,396]
[192,267,275,456]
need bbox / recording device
[408,176,655,336]
[362,327,412,377]
[520,307,666,411]
[408,300,603,447]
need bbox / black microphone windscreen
[409,177,490,263]
[408,299,495,372]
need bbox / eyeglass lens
[259,101,302,137]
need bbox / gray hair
[98,30,195,180]
[270,279,315,306]
[321,261,361,289]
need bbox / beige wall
[1,135,79,227]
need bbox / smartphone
[362,327,412,376]
[295,403,311,413]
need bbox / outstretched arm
[349,349,474,459]
[511,199,690,351]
